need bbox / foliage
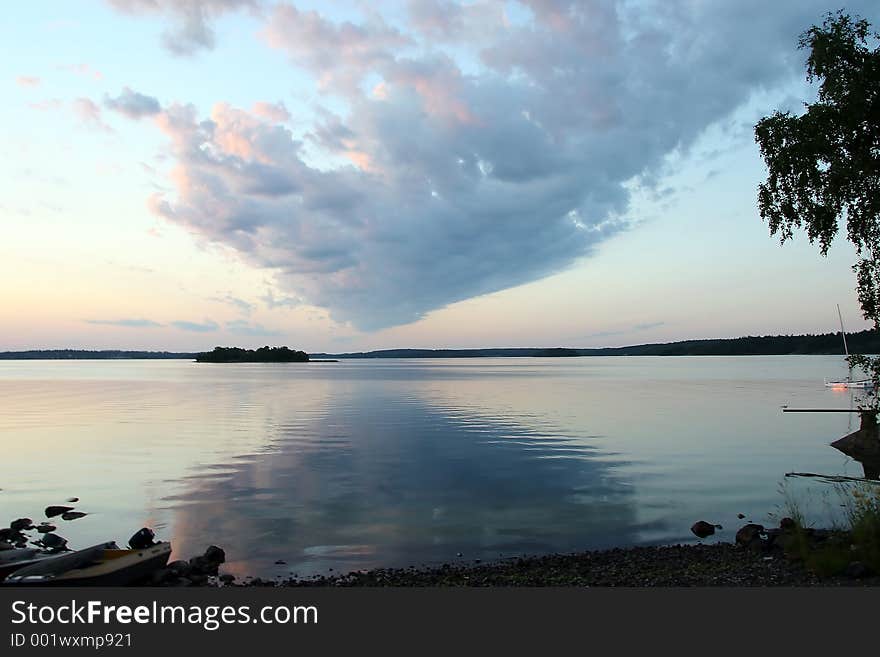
[755,11,880,403]
[195,346,310,363]
[780,482,880,576]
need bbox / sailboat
[824,304,874,389]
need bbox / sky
[1,0,878,353]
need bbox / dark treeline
[313,329,880,358]
[3,330,878,360]
[195,346,310,363]
[0,350,195,360]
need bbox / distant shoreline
[2,328,877,360]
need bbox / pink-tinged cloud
[252,101,290,123]
[16,76,41,87]
[72,98,113,132]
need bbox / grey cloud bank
[121,1,876,331]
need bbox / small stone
[10,518,33,532]
[39,533,67,551]
[275,560,287,565]
[45,506,74,518]
[737,513,746,519]
[66,498,79,503]
[735,524,764,547]
[167,560,191,577]
[36,524,56,534]
[690,521,716,538]
[189,573,209,586]
[61,511,87,521]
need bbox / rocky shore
[224,520,880,588]
[6,506,879,587]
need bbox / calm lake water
[0,356,870,578]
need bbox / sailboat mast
[837,304,849,357]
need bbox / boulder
[45,506,74,519]
[10,518,33,532]
[128,528,155,550]
[203,545,225,565]
[735,524,764,547]
[61,512,87,521]
[690,521,716,538]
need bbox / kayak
[4,542,171,586]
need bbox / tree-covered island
[195,346,310,363]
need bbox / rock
[66,498,79,503]
[275,560,287,565]
[737,513,746,519]
[10,518,33,532]
[45,506,74,518]
[0,528,14,541]
[128,528,155,549]
[0,541,13,551]
[39,533,67,551]
[219,573,236,584]
[61,512,87,521]
[151,568,173,585]
[203,545,225,565]
[36,524,56,534]
[167,560,192,577]
[690,521,716,538]
[779,517,796,531]
[735,524,764,547]
[189,556,220,576]
[845,561,869,579]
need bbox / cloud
[72,98,113,132]
[86,318,163,328]
[261,287,300,309]
[106,0,261,55]
[209,293,254,315]
[251,101,290,123]
[143,1,877,331]
[104,87,161,119]
[16,76,40,87]
[172,319,219,332]
[225,320,282,336]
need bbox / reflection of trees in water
[162,392,644,577]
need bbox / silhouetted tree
[755,11,880,395]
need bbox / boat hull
[3,543,171,586]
